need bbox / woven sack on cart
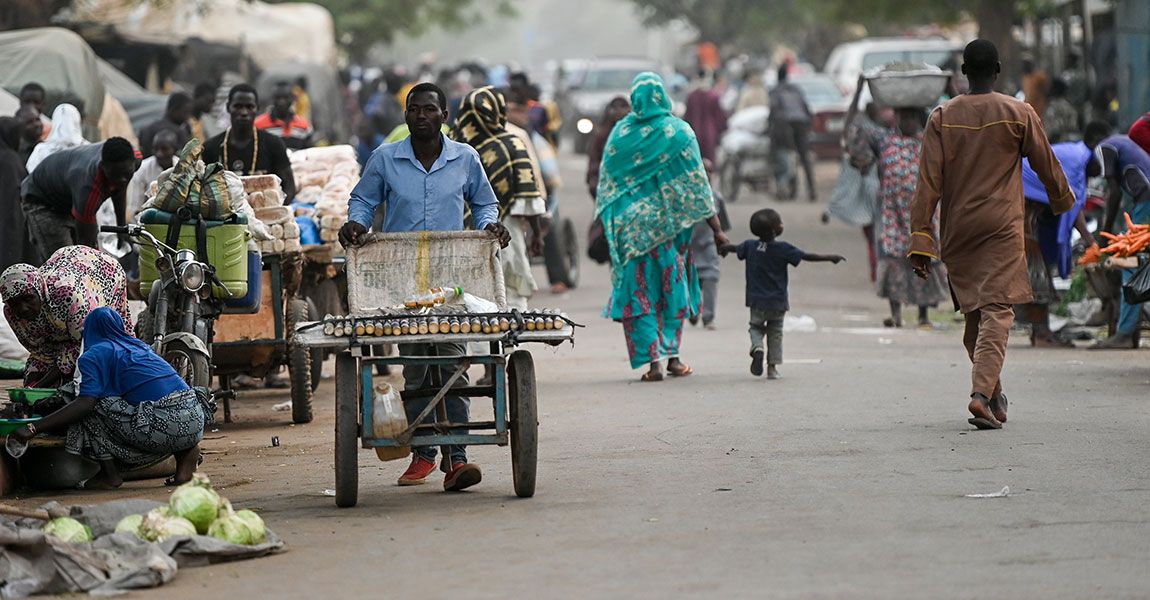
[347,231,507,314]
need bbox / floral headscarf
[595,72,715,268]
[0,263,42,303]
[1,247,132,386]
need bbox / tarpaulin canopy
[257,62,350,144]
[0,27,106,140]
[97,58,167,134]
[66,0,337,69]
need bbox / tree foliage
[626,0,814,49]
[270,0,517,59]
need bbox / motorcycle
[100,223,222,389]
[719,106,773,203]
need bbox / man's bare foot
[989,392,1008,423]
[967,394,1003,430]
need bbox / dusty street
[16,157,1150,599]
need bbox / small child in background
[720,209,844,379]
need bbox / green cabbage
[233,509,267,544]
[140,508,197,541]
[42,517,93,543]
[169,483,221,534]
[114,514,145,537]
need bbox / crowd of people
[0,36,1147,489]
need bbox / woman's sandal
[640,371,664,382]
[667,364,693,377]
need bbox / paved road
[27,157,1150,598]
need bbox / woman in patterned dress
[0,245,133,387]
[596,72,728,381]
[852,107,947,328]
[8,308,208,488]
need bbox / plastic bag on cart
[371,383,410,461]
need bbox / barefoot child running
[719,209,844,379]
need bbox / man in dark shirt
[20,138,138,264]
[768,65,817,202]
[1085,122,1150,348]
[138,93,193,158]
[202,83,296,201]
[14,106,42,165]
[254,82,314,151]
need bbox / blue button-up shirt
[347,134,499,233]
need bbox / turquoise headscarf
[596,72,715,269]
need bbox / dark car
[561,56,663,154]
[784,74,850,160]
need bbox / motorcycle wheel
[164,339,211,389]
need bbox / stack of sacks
[290,145,358,244]
[242,175,301,254]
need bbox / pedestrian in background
[596,72,727,382]
[768,65,817,202]
[137,93,192,158]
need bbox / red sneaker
[397,456,436,486]
[443,462,482,492]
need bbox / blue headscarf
[82,307,152,355]
[77,307,184,401]
[595,72,715,270]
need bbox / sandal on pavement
[667,364,693,377]
[640,371,664,382]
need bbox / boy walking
[720,209,844,379]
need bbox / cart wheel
[508,350,538,498]
[286,299,314,424]
[562,218,580,289]
[334,352,359,508]
[164,339,211,389]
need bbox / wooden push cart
[295,232,575,507]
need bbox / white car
[824,37,963,96]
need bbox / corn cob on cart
[295,232,576,507]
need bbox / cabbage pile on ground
[113,474,267,545]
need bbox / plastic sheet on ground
[782,314,817,333]
[0,499,285,597]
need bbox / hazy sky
[377,0,693,74]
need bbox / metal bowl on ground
[20,446,100,489]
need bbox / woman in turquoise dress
[596,72,728,381]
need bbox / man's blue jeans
[399,342,469,468]
[1117,199,1150,335]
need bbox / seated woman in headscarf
[596,72,728,382]
[7,308,208,488]
[451,87,547,310]
[1,245,133,388]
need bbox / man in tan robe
[909,40,1073,430]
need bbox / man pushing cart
[317,81,574,507]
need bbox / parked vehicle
[823,37,962,97]
[561,56,663,154]
[787,74,851,160]
[719,106,771,203]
